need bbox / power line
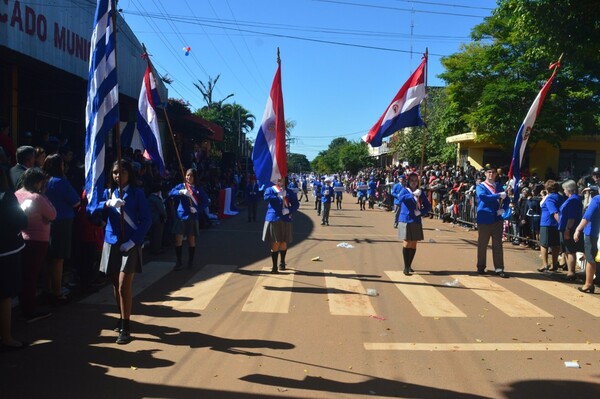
[312,0,491,18]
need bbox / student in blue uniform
[397,172,431,275]
[97,159,151,344]
[333,176,343,210]
[574,192,600,293]
[357,178,367,211]
[475,165,510,278]
[245,175,260,222]
[391,176,404,228]
[321,178,334,225]
[169,169,202,270]
[313,177,323,215]
[537,180,563,272]
[298,176,309,202]
[367,176,377,209]
[263,177,299,273]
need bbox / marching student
[321,178,334,225]
[263,177,299,273]
[397,172,431,275]
[391,176,404,228]
[96,159,151,344]
[357,178,368,211]
[169,168,202,270]
[313,177,323,216]
[333,176,344,210]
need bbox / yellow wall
[455,137,600,177]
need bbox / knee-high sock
[175,246,182,264]
[271,251,278,269]
[402,247,411,270]
[280,250,287,265]
[409,247,417,267]
[188,246,196,265]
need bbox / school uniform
[169,183,202,237]
[262,185,299,244]
[97,185,151,274]
[397,187,431,241]
[321,183,334,225]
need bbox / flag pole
[419,48,428,174]
[141,44,189,194]
[110,0,125,240]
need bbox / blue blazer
[321,185,334,203]
[397,187,431,224]
[99,186,151,245]
[264,186,299,222]
[476,182,509,225]
[169,183,202,220]
[391,182,403,205]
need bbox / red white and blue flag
[364,56,426,147]
[508,58,561,202]
[136,60,165,175]
[252,54,286,188]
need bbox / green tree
[311,138,374,174]
[287,153,311,173]
[439,0,600,148]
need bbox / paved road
[2,196,599,398]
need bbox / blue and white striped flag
[85,0,119,212]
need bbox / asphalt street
[2,196,599,398]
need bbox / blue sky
[119,0,498,161]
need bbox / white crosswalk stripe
[161,264,237,310]
[81,264,600,321]
[324,269,376,316]
[385,271,467,317]
[513,271,600,317]
[452,274,553,317]
[242,267,295,313]
[80,261,173,305]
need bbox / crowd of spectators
[341,163,592,238]
[0,121,248,349]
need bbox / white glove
[278,189,286,198]
[179,189,187,196]
[497,209,504,216]
[106,198,125,208]
[412,189,421,197]
[499,192,507,199]
[282,208,290,215]
[119,240,135,252]
[414,210,421,216]
[190,207,198,214]
[20,199,33,213]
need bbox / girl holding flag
[263,177,299,273]
[397,172,431,275]
[97,159,151,344]
[169,169,202,270]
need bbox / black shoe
[408,267,414,273]
[23,311,52,324]
[578,285,595,294]
[326,222,329,226]
[173,262,184,271]
[495,271,509,278]
[114,319,122,332]
[279,263,286,271]
[537,266,550,273]
[403,269,411,276]
[562,274,577,281]
[477,268,486,275]
[271,268,279,274]
[116,329,131,345]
